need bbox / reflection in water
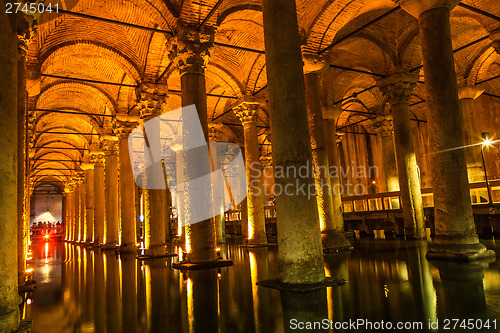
[24,240,500,332]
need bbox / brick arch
[37,80,118,114]
[303,0,365,53]
[41,41,141,85]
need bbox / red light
[44,234,50,239]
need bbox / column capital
[90,145,105,166]
[457,85,484,100]
[260,154,273,167]
[208,123,223,142]
[136,83,168,119]
[167,24,215,76]
[322,106,343,121]
[115,114,139,138]
[378,71,419,106]
[74,172,85,185]
[80,162,94,171]
[65,181,75,193]
[392,0,461,17]
[336,133,345,146]
[234,99,260,125]
[101,135,119,155]
[302,52,330,75]
[373,114,394,137]
[16,13,33,60]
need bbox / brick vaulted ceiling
[27,0,500,189]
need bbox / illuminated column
[137,84,168,257]
[378,72,425,239]
[164,185,172,243]
[303,56,351,252]
[0,12,22,331]
[458,84,484,182]
[322,107,352,249]
[262,0,325,284]
[79,171,86,243]
[65,184,74,241]
[103,136,119,249]
[175,151,185,241]
[17,28,29,283]
[208,123,226,244]
[116,116,139,253]
[167,25,218,263]
[82,163,95,244]
[91,148,105,246]
[397,0,496,260]
[68,180,77,242]
[234,100,267,246]
[373,115,399,193]
[73,175,82,242]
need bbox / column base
[256,277,347,292]
[0,308,20,333]
[18,319,32,333]
[321,231,353,253]
[172,259,233,270]
[137,245,176,260]
[427,236,497,262]
[404,228,427,240]
[102,243,119,251]
[119,243,138,254]
[173,236,185,245]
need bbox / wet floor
[23,239,500,332]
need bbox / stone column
[116,116,139,253]
[458,85,484,182]
[79,171,86,243]
[208,123,226,244]
[174,151,185,241]
[303,56,351,252]
[373,115,399,193]
[91,149,105,246]
[17,28,29,283]
[262,0,325,284]
[378,72,426,239]
[322,107,352,248]
[234,100,267,246]
[67,182,74,242]
[73,175,82,242]
[167,25,218,263]
[64,184,74,241]
[0,12,21,331]
[396,0,496,260]
[103,136,119,249]
[164,186,172,243]
[136,83,167,257]
[81,163,94,244]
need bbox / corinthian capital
[136,83,168,119]
[115,114,139,138]
[234,99,260,125]
[373,114,394,138]
[208,123,223,142]
[378,72,419,106]
[89,144,105,166]
[302,52,330,75]
[167,24,215,76]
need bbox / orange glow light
[44,234,50,239]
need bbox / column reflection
[121,252,138,332]
[104,250,121,333]
[434,261,491,321]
